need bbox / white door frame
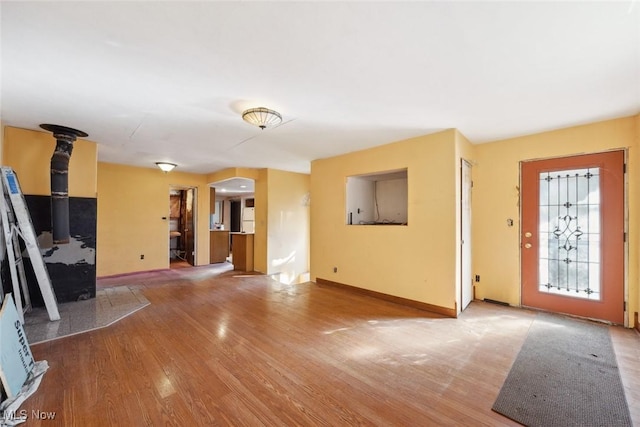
[168,185,198,266]
[461,159,473,311]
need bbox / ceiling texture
[1,1,638,175]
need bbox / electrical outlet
[140,254,144,260]
[333,267,338,273]
[475,275,480,282]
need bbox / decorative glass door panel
[538,168,600,299]
[521,151,624,324]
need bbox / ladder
[0,167,60,323]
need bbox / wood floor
[20,266,640,426]
[169,258,193,269]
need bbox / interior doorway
[230,200,242,232]
[520,151,625,324]
[209,177,256,269]
[169,187,197,268]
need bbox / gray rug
[492,313,631,427]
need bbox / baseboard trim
[315,277,457,318]
[97,268,170,281]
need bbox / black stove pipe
[39,124,88,245]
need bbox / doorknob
[524,232,532,238]
[524,243,532,249]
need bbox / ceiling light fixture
[242,107,282,130]
[156,162,177,173]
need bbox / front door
[521,151,625,324]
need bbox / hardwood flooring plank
[17,267,639,426]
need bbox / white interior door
[461,160,473,310]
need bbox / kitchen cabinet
[232,233,254,271]
[210,230,229,263]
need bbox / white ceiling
[1,2,638,175]
[211,177,255,198]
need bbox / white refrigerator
[242,207,255,233]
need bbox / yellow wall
[266,169,310,283]
[97,162,210,276]
[635,113,640,323]
[473,115,639,325]
[0,120,4,164]
[207,167,260,183]
[254,168,269,273]
[2,126,97,197]
[311,130,460,310]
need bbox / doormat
[492,313,631,427]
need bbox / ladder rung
[1,166,60,322]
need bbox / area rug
[492,313,631,427]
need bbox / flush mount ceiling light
[242,107,282,130]
[155,162,177,173]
